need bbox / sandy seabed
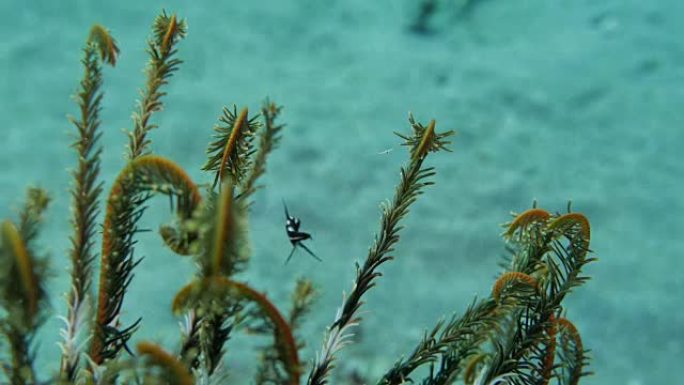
[0,1,682,384]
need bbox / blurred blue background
[0,0,681,383]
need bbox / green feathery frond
[0,188,50,385]
[181,180,250,278]
[91,155,200,364]
[61,25,118,380]
[475,211,594,385]
[173,180,250,374]
[87,24,120,66]
[307,116,453,385]
[556,317,591,385]
[377,207,594,385]
[173,277,300,381]
[127,11,187,159]
[67,24,116,300]
[203,106,261,189]
[206,180,250,277]
[396,113,454,161]
[173,278,242,375]
[378,299,498,385]
[16,187,50,250]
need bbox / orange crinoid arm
[173,277,301,385]
[91,155,201,363]
[218,107,248,184]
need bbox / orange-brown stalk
[557,317,584,385]
[218,107,249,184]
[413,119,436,160]
[161,14,178,54]
[1,220,38,321]
[138,342,193,385]
[491,271,538,303]
[172,277,301,385]
[548,213,591,241]
[540,314,558,385]
[212,182,234,275]
[91,155,201,363]
[548,212,591,262]
[505,208,551,237]
[228,278,301,384]
[99,155,201,283]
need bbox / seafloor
[0,1,681,384]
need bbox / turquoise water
[0,0,682,383]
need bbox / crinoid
[0,10,594,385]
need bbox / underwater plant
[0,10,594,385]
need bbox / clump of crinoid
[0,10,594,385]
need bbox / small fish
[283,200,321,264]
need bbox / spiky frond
[16,187,50,249]
[67,28,113,300]
[173,277,300,383]
[173,278,241,374]
[378,299,499,385]
[556,318,590,385]
[396,113,454,161]
[91,155,200,364]
[203,106,260,188]
[475,211,594,385]
[0,188,50,385]
[307,117,453,385]
[127,11,187,159]
[87,25,120,66]
[183,181,250,278]
[61,25,117,379]
[172,182,249,374]
[208,181,250,277]
[492,272,538,305]
[1,188,50,325]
